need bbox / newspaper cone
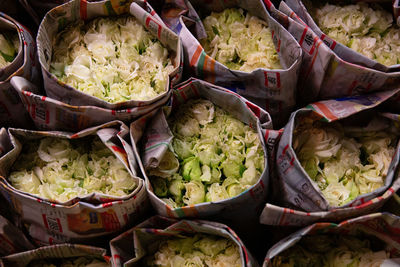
[34,0,182,130]
[130,78,271,231]
[0,12,40,128]
[260,89,400,226]
[160,0,302,127]
[263,213,400,266]
[110,215,258,267]
[263,0,400,105]
[0,121,150,245]
[0,244,109,267]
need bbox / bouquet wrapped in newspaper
[0,121,149,245]
[264,213,400,266]
[260,89,400,226]
[0,243,109,267]
[286,0,400,69]
[131,78,271,229]
[0,12,39,128]
[263,0,400,105]
[110,215,258,267]
[160,0,302,127]
[0,214,35,257]
[31,0,182,131]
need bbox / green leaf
[0,51,14,62]
[212,26,219,35]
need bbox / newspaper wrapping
[0,243,109,267]
[110,215,258,267]
[284,0,400,71]
[0,121,150,245]
[263,212,400,266]
[33,0,183,131]
[159,0,302,127]
[260,89,400,226]
[130,78,272,229]
[0,12,39,128]
[0,128,18,230]
[0,214,35,257]
[10,76,172,132]
[262,0,400,105]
